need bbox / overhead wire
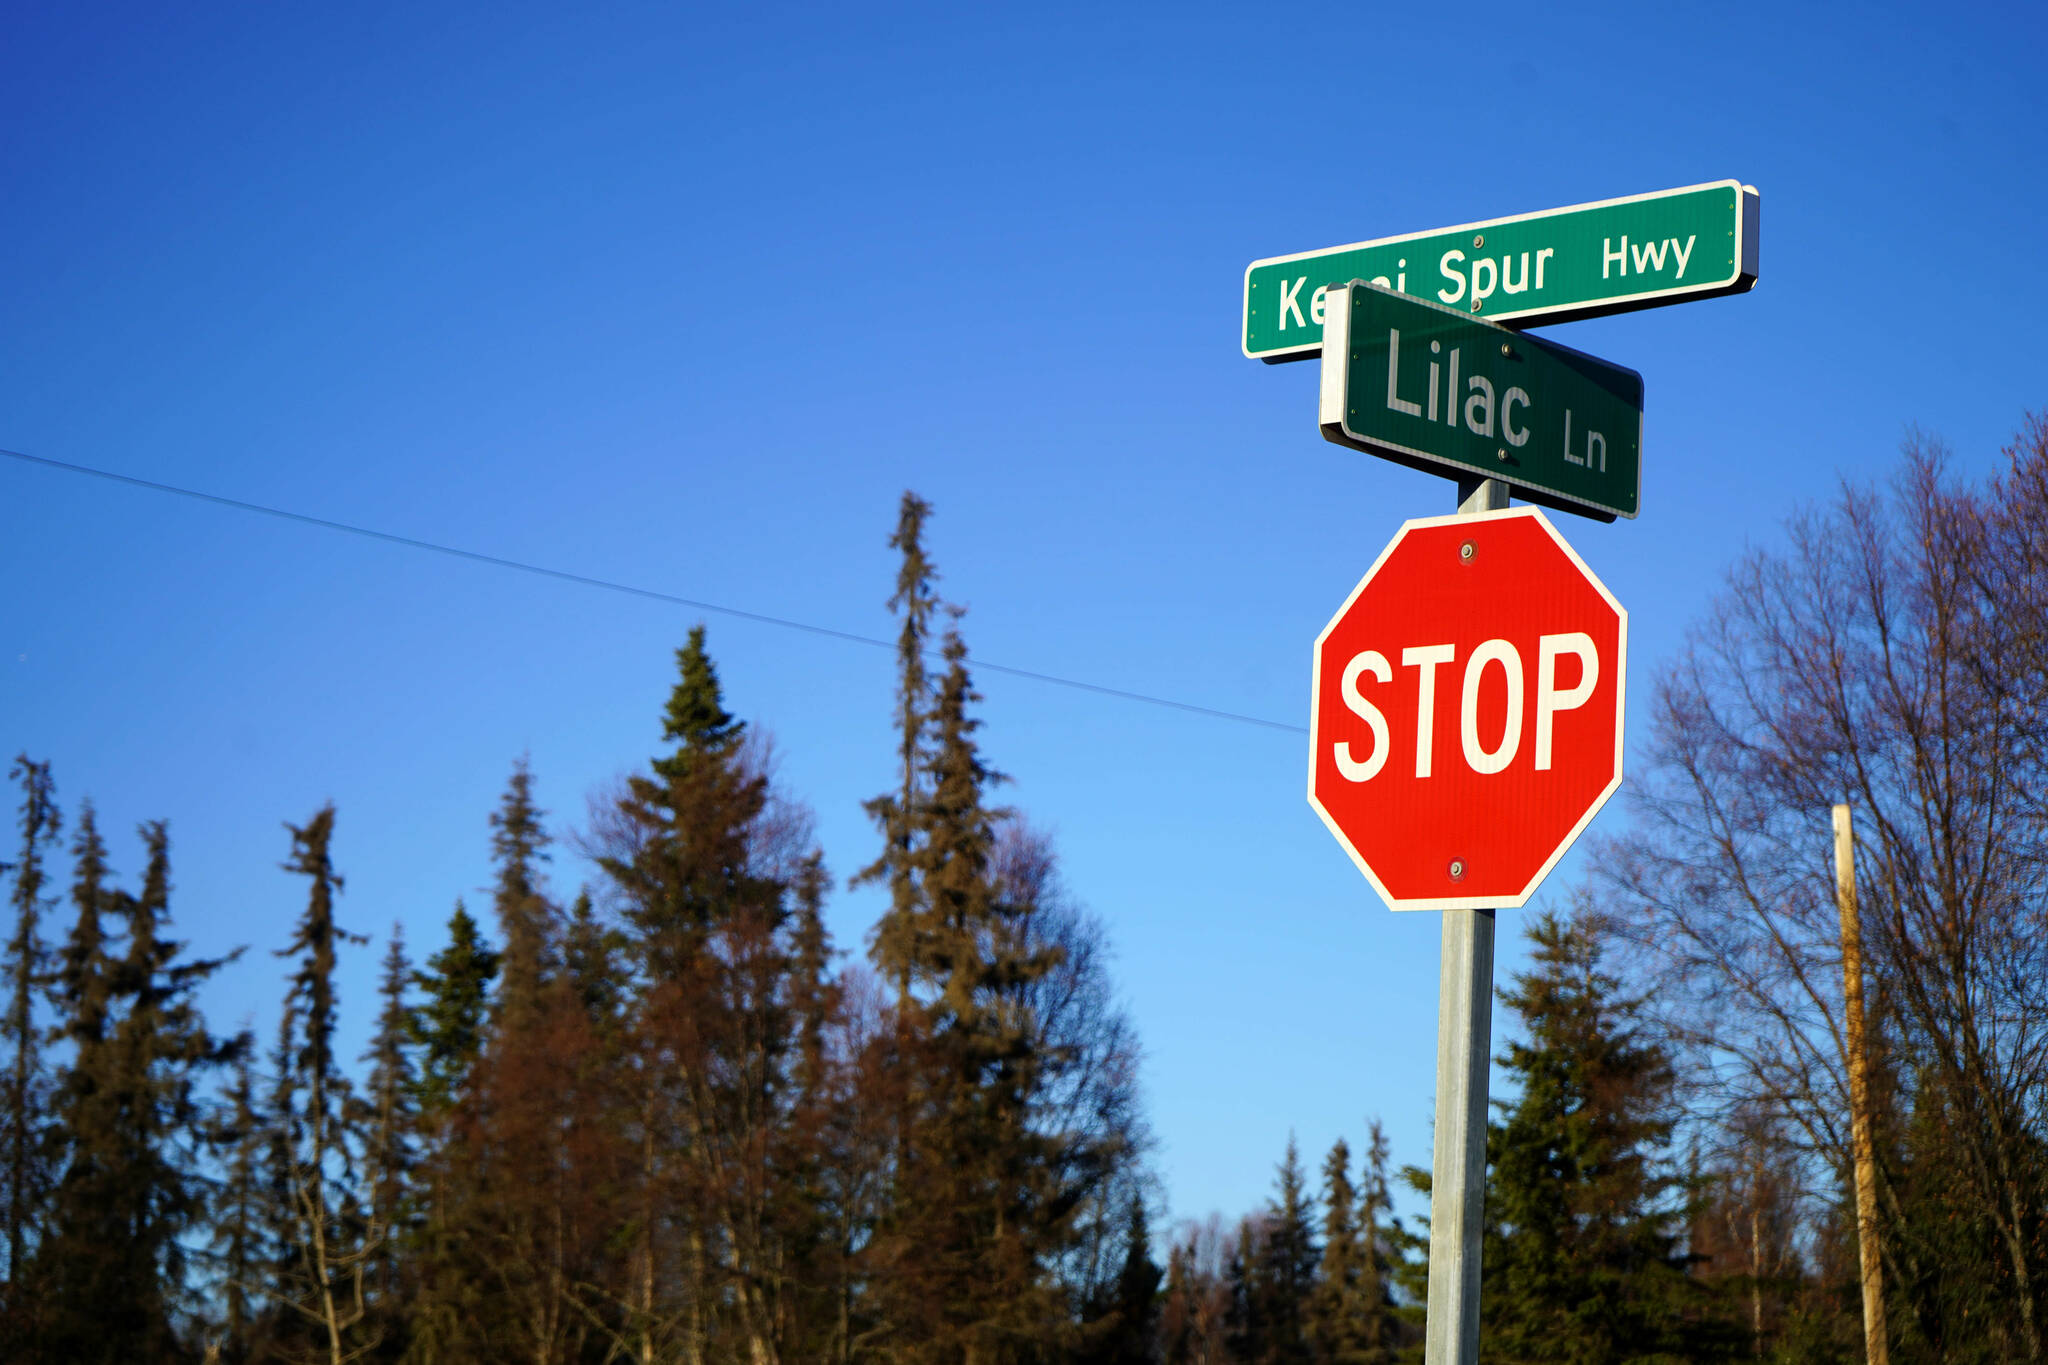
[1,446,1308,735]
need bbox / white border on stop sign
[1305,505,1628,911]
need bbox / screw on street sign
[1318,282,1644,522]
[1243,179,1758,362]
[1307,507,1626,911]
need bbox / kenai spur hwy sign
[1244,180,1759,361]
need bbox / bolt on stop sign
[1308,507,1626,910]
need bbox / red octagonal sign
[1309,507,1626,910]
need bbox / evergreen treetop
[560,889,625,1030]
[36,817,240,1361]
[857,500,1096,1365]
[1308,1128,1406,1365]
[277,806,359,1114]
[856,491,941,1001]
[1225,1213,1266,1365]
[206,1051,266,1365]
[1257,1134,1318,1365]
[1308,1138,1365,1363]
[408,902,498,1117]
[488,759,554,1027]
[4,754,59,1289]
[55,804,112,1055]
[883,492,938,814]
[272,806,379,1364]
[360,925,417,1353]
[1482,909,1739,1364]
[600,625,776,979]
[1079,1192,1163,1365]
[653,623,745,784]
[917,626,1017,1022]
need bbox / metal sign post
[1427,902,1495,1365]
[1423,476,1508,1365]
[1304,459,1628,1365]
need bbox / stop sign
[1308,507,1626,910]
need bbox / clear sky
[5,1,2045,1233]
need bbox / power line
[1,446,1308,735]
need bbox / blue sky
[5,1,2045,1232]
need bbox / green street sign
[1319,282,1643,521]
[1246,180,1757,362]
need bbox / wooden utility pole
[1834,803,1887,1365]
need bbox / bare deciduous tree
[1600,432,2048,1359]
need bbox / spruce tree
[113,824,243,1339]
[1307,1130,1404,1365]
[789,851,835,1098]
[272,805,377,1363]
[1355,1122,1411,1358]
[401,903,499,1360]
[488,758,554,1031]
[915,624,1016,1015]
[1309,1138,1368,1364]
[858,501,1089,1364]
[586,624,840,1365]
[1080,1193,1163,1365]
[551,887,635,1351]
[1162,1241,1196,1365]
[782,848,844,1357]
[561,888,624,1031]
[359,926,417,1353]
[33,805,121,1354]
[598,623,771,975]
[37,817,241,1361]
[53,803,113,1070]
[208,1052,268,1365]
[653,623,745,784]
[2,755,58,1301]
[469,764,620,1365]
[857,491,940,1002]
[1225,1214,1268,1365]
[408,901,499,1117]
[599,623,759,1362]
[1258,1135,1318,1365]
[1481,910,1740,1364]
[257,1010,305,1360]
[882,626,1080,1363]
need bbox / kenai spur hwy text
[1243,180,1758,361]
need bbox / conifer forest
[11,423,2048,1364]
